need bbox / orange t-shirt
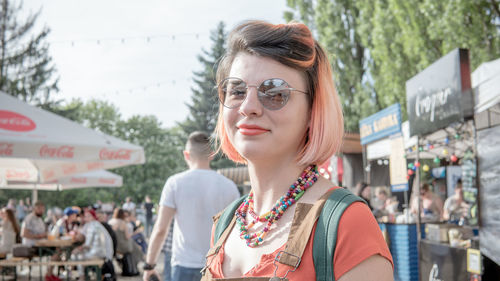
[208,194,393,280]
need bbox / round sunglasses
[217,77,308,111]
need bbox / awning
[217,166,249,186]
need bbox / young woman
[0,208,20,254]
[202,21,393,281]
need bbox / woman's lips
[237,125,269,136]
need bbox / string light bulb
[423,164,430,172]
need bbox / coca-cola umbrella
[0,92,145,200]
[1,169,122,191]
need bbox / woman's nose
[238,87,263,116]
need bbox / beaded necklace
[235,165,319,247]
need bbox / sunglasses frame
[217,77,308,111]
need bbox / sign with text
[359,103,402,145]
[406,48,472,136]
[389,136,408,192]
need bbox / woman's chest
[222,220,292,277]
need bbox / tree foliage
[178,21,235,170]
[178,21,226,136]
[356,0,500,118]
[285,0,379,132]
[287,0,500,124]
[0,0,59,107]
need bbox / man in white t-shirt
[122,197,136,213]
[143,131,240,281]
[21,200,47,246]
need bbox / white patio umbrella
[1,169,123,191]
[0,92,145,200]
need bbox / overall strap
[312,188,365,281]
[277,189,336,267]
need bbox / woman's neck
[247,160,309,215]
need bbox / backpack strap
[214,194,248,244]
[312,188,366,281]
[201,195,248,280]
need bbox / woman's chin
[236,147,274,163]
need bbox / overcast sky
[23,0,289,128]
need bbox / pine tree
[178,22,236,169]
[0,0,59,106]
[179,21,226,136]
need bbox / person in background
[96,209,117,257]
[411,183,444,222]
[160,220,174,281]
[126,210,148,254]
[443,179,470,223]
[45,207,63,232]
[143,131,240,281]
[142,195,155,237]
[355,182,373,210]
[21,200,47,246]
[16,199,28,223]
[45,207,80,281]
[51,207,79,238]
[0,208,20,254]
[109,208,143,274]
[25,197,32,213]
[198,20,393,280]
[71,208,114,279]
[6,199,15,210]
[122,197,136,213]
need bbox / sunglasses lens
[258,79,290,110]
[219,78,247,108]
[218,78,291,110]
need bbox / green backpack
[213,188,365,281]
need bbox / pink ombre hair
[214,21,343,165]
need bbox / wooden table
[34,238,76,280]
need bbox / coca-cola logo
[70,177,87,184]
[99,178,116,184]
[0,110,36,132]
[99,148,132,160]
[6,169,30,180]
[62,164,77,175]
[87,162,104,170]
[0,143,13,156]
[39,145,75,159]
[43,170,55,180]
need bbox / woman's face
[223,52,310,164]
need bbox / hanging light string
[2,32,208,56]
[404,122,474,176]
[50,32,205,46]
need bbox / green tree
[285,0,379,132]
[356,0,500,116]
[178,21,235,169]
[179,21,226,135]
[287,0,500,123]
[0,0,59,106]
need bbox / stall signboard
[389,136,408,192]
[406,48,473,137]
[359,103,402,145]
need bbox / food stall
[360,103,426,281]
[404,48,497,280]
[473,57,500,278]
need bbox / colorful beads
[235,165,319,248]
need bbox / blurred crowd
[0,196,156,281]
